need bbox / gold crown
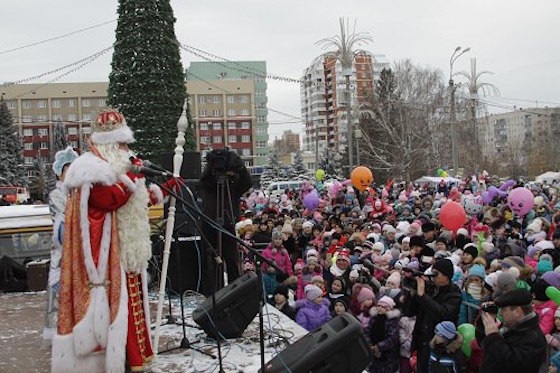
[90,109,135,144]
[92,110,126,132]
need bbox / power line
[0,20,116,55]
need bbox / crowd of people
[232,176,560,373]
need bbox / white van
[266,180,307,197]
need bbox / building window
[22,101,32,109]
[227,109,236,116]
[212,109,221,117]
[82,127,91,134]
[83,113,92,121]
[24,157,34,165]
[68,127,78,135]
[256,127,267,135]
[50,99,60,108]
[241,135,250,143]
[199,109,207,117]
[256,140,266,148]
[199,123,208,130]
[68,99,76,107]
[53,114,63,121]
[98,99,106,107]
[37,115,47,122]
[240,95,249,104]
[40,142,48,149]
[227,96,235,104]
[7,101,16,110]
[68,113,77,121]
[242,149,251,156]
[227,122,236,129]
[200,136,210,143]
[212,136,222,144]
[213,96,221,104]
[241,108,250,116]
[198,96,205,104]
[24,143,33,150]
[23,129,33,136]
[228,135,236,143]
[212,123,221,130]
[69,141,78,148]
[37,100,47,108]
[38,128,48,136]
[256,116,266,123]
[22,115,32,123]
[82,99,90,107]
[241,121,250,129]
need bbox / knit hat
[538,254,554,275]
[274,284,289,299]
[366,233,380,243]
[422,222,436,233]
[380,252,393,264]
[294,258,305,271]
[386,272,401,288]
[372,242,385,253]
[302,221,314,229]
[52,146,79,176]
[404,258,420,272]
[457,228,469,237]
[349,269,359,280]
[382,225,396,234]
[336,250,351,264]
[485,272,499,291]
[304,284,323,301]
[432,258,454,279]
[535,240,555,252]
[494,271,518,297]
[401,236,411,245]
[468,264,486,280]
[481,242,495,253]
[555,308,560,318]
[272,231,283,240]
[281,222,293,234]
[311,275,324,285]
[394,258,410,270]
[377,296,396,310]
[501,256,525,271]
[333,297,349,311]
[357,286,375,304]
[532,279,549,302]
[409,236,425,248]
[91,109,135,145]
[306,249,319,260]
[435,321,457,340]
[542,271,560,289]
[463,243,479,259]
[551,351,560,369]
[527,219,543,233]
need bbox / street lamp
[449,46,470,177]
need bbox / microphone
[142,160,170,173]
[129,164,172,177]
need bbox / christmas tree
[0,100,27,186]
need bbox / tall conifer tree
[108,0,190,159]
[0,101,27,186]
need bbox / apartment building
[187,61,269,167]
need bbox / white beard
[95,144,152,274]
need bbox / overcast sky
[2,0,559,141]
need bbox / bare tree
[357,60,447,181]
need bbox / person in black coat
[478,288,547,373]
[199,148,252,293]
[407,258,462,373]
[272,284,296,320]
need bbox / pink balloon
[439,201,466,231]
[507,187,534,217]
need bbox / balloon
[303,190,320,211]
[439,201,466,231]
[499,179,516,191]
[457,323,475,357]
[350,166,373,191]
[441,171,448,178]
[507,187,534,217]
[315,169,325,181]
[436,168,443,177]
[546,286,560,306]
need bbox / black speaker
[260,314,373,373]
[160,150,201,179]
[192,271,261,339]
[166,238,205,294]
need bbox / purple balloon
[500,179,516,191]
[303,190,320,211]
[507,187,534,217]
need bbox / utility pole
[314,121,319,170]
[449,46,470,177]
[345,71,353,172]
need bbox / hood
[429,333,464,353]
[369,307,401,319]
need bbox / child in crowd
[272,284,296,320]
[365,296,401,373]
[428,321,468,373]
[327,277,349,312]
[296,284,331,331]
[459,264,486,325]
[261,231,293,278]
[332,298,349,317]
[350,283,376,328]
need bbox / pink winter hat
[357,286,375,304]
[377,296,396,310]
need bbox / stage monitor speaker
[259,313,373,373]
[160,150,201,180]
[166,238,205,294]
[192,271,260,339]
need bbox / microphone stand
[148,175,284,373]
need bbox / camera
[481,302,498,314]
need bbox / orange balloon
[440,201,466,231]
[351,166,373,191]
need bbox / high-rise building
[300,51,378,166]
[187,61,269,167]
[1,82,108,174]
[273,130,300,157]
